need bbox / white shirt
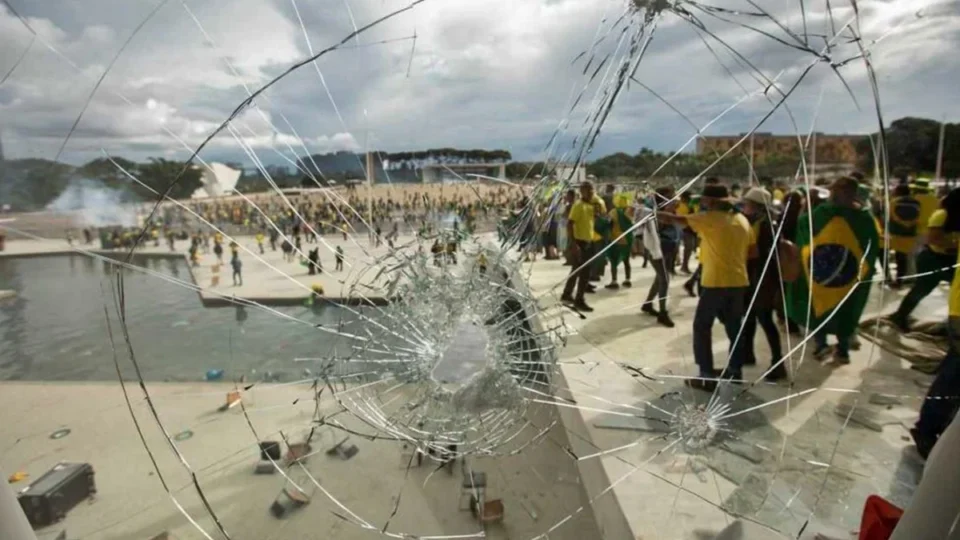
[634,204,662,260]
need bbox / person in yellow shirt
[561,182,601,312]
[914,178,940,237]
[889,188,960,331]
[589,192,608,282]
[910,237,960,459]
[661,184,755,390]
[255,231,265,254]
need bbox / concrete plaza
[0,233,944,539]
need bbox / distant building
[554,163,587,184]
[421,163,506,183]
[696,132,865,170]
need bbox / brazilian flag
[786,203,880,337]
[607,207,634,263]
[886,196,921,253]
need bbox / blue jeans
[693,287,747,377]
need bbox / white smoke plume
[46,178,138,227]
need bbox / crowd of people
[544,174,960,461]
[56,175,960,460]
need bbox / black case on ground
[17,462,96,528]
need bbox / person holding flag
[884,183,921,288]
[888,188,960,332]
[787,177,880,364]
[605,192,635,289]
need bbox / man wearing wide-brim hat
[738,187,787,381]
[660,184,755,390]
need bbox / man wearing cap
[661,184,755,390]
[740,187,788,381]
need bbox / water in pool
[0,254,389,382]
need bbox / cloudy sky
[0,0,957,167]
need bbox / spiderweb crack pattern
[0,0,955,538]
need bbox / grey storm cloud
[0,0,957,166]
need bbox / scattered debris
[868,393,903,406]
[8,470,28,483]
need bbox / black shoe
[573,301,594,313]
[585,287,596,294]
[588,276,600,283]
[560,294,575,304]
[833,351,851,365]
[683,282,697,297]
[641,305,658,317]
[743,356,757,366]
[813,345,832,361]
[605,283,620,290]
[909,427,935,460]
[657,313,675,328]
[886,313,910,333]
[622,280,632,288]
[685,377,717,392]
[721,370,744,383]
[765,365,788,382]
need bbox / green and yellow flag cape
[786,203,880,337]
[886,195,921,253]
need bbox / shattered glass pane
[0,0,957,539]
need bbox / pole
[748,133,755,184]
[935,118,946,184]
[0,465,37,540]
[366,151,374,243]
[811,131,817,180]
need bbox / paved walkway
[523,253,939,539]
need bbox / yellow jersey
[686,211,754,288]
[927,209,960,255]
[916,193,940,235]
[568,200,597,242]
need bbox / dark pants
[610,253,631,283]
[915,317,960,447]
[590,241,605,279]
[681,231,696,272]
[742,301,782,365]
[693,287,747,376]
[894,249,956,321]
[232,270,242,286]
[646,247,676,313]
[685,265,702,291]
[562,240,592,301]
[894,251,909,282]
